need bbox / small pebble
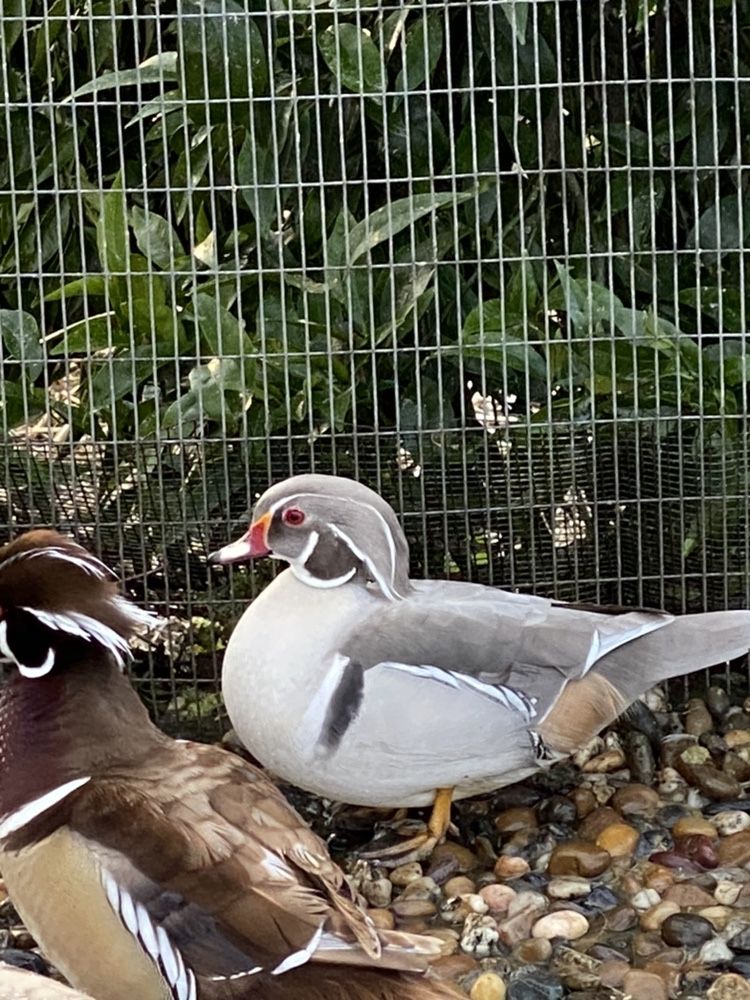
[513,937,553,963]
[431,953,479,980]
[631,888,661,910]
[578,807,621,841]
[444,876,476,898]
[389,861,423,886]
[719,830,750,867]
[660,912,715,948]
[495,807,537,834]
[673,815,719,838]
[494,855,531,878]
[715,880,742,905]
[460,913,499,957]
[663,883,716,907]
[430,842,477,872]
[569,788,597,819]
[714,811,750,835]
[507,968,565,1000]
[479,883,517,915]
[707,973,750,1000]
[728,925,750,952]
[581,748,625,773]
[547,877,591,900]
[361,876,392,908]
[707,686,731,718]
[699,937,734,965]
[470,972,507,1000]
[595,822,639,858]
[611,783,660,816]
[640,900,681,931]
[599,958,630,988]
[699,905,733,930]
[725,730,750,748]
[531,910,589,940]
[686,698,714,736]
[367,908,395,930]
[621,969,668,1000]
[547,840,611,878]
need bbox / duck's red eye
[283,507,305,527]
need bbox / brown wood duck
[0,530,458,1000]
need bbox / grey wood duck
[0,530,458,1000]
[0,963,93,999]
[212,473,750,863]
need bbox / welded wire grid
[0,1,748,735]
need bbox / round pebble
[640,900,681,931]
[596,822,639,857]
[660,912,715,948]
[389,861,423,886]
[547,840,611,877]
[700,937,734,965]
[547,877,591,900]
[611,783,660,816]
[479,883,517,915]
[719,830,750,867]
[495,807,538,834]
[531,910,589,940]
[708,973,750,1000]
[507,968,565,1000]
[470,972,507,1000]
[494,855,531,878]
[672,815,719,838]
[621,969,668,1000]
[714,811,750,835]
[444,876,476,898]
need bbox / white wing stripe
[383,662,537,720]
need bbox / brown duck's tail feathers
[312,927,443,973]
[260,965,462,1000]
[539,610,750,754]
[0,963,94,1000]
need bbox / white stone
[631,888,661,910]
[531,910,590,941]
[713,810,750,835]
[699,938,734,966]
[547,877,592,900]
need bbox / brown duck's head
[209,474,412,601]
[0,530,155,679]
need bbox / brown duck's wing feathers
[60,741,433,975]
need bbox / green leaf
[97,172,129,276]
[501,2,529,45]
[180,0,268,124]
[458,299,547,380]
[44,275,109,302]
[66,52,178,101]
[374,264,435,343]
[686,193,750,260]
[395,15,443,91]
[131,205,185,270]
[193,293,257,387]
[0,381,46,428]
[318,23,384,98]
[0,309,44,380]
[162,358,249,430]
[2,0,25,59]
[237,131,278,233]
[347,190,475,265]
[47,313,120,355]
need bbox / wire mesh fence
[1,0,748,735]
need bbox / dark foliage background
[0,0,748,731]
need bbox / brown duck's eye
[283,507,305,527]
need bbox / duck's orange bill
[208,513,272,564]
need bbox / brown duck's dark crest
[0,530,155,679]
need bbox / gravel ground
[7,682,750,1000]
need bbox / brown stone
[723,750,750,783]
[673,833,719,868]
[494,807,537,834]
[513,937,553,963]
[426,927,459,957]
[548,840,611,878]
[596,822,639,858]
[663,883,716,907]
[367,908,395,930]
[685,698,713,736]
[622,969,668,1000]
[660,735,698,769]
[604,904,638,931]
[470,973,507,1000]
[718,830,750,867]
[642,864,676,893]
[611,783,660,816]
[430,842,478,872]
[443,876,476,898]
[672,815,719,838]
[725,730,750,749]
[632,931,666,958]
[677,759,742,801]
[599,959,630,988]
[578,806,622,841]
[570,787,597,818]
[479,883,517,915]
[494,855,530,878]
[639,900,681,931]
[642,959,682,997]
[581,748,626,772]
[391,897,437,919]
[431,953,479,980]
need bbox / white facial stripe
[266,490,403,596]
[271,923,324,975]
[1,546,111,579]
[112,597,160,631]
[289,561,357,589]
[297,529,320,568]
[329,523,399,602]
[17,647,56,679]
[0,776,92,839]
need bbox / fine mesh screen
[1,0,748,735]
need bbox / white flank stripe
[187,969,197,1000]
[136,902,160,960]
[271,924,324,975]
[102,871,120,911]
[174,950,189,1000]
[119,889,139,937]
[0,776,91,839]
[302,653,351,748]
[156,926,180,985]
